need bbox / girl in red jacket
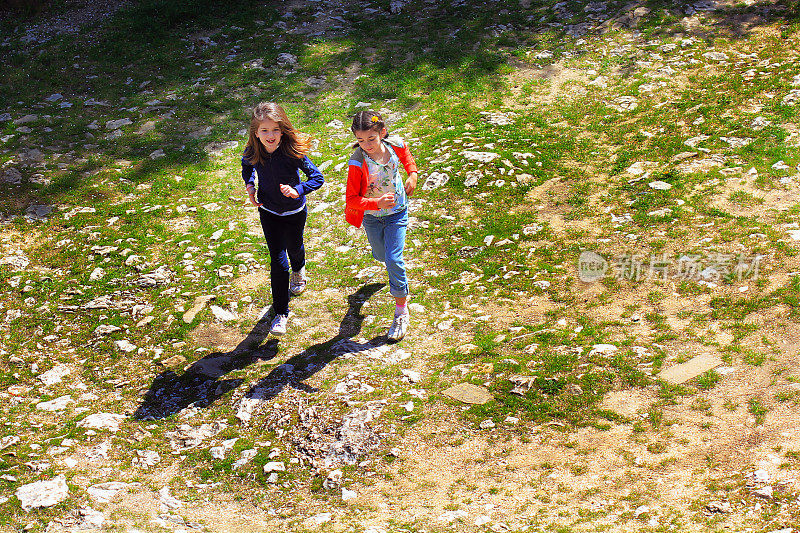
[345,110,418,341]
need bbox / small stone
[183,295,215,324]
[634,505,649,517]
[263,461,286,473]
[401,369,421,382]
[588,344,618,356]
[342,488,357,500]
[149,149,165,159]
[15,475,69,511]
[158,487,183,510]
[422,172,450,190]
[36,395,73,412]
[441,383,493,404]
[210,305,237,322]
[78,413,126,433]
[95,325,122,336]
[705,500,731,513]
[753,486,773,499]
[105,118,132,130]
[87,482,136,503]
[38,364,71,385]
[114,340,137,353]
[648,180,672,190]
[461,151,499,163]
[479,419,495,429]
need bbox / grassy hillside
[1,0,800,531]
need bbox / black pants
[259,208,307,316]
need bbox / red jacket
[345,136,418,228]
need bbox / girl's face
[354,127,387,157]
[256,118,282,153]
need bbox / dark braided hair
[351,110,387,135]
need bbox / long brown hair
[244,102,312,165]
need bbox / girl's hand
[247,188,262,207]
[376,192,396,209]
[280,184,299,199]
[404,171,418,196]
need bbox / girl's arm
[242,157,261,206]
[293,156,325,197]
[395,142,418,176]
[345,164,381,212]
[393,143,419,196]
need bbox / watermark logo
[577,251,763,283]
[578,251,609,282]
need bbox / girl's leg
[259,209,291,316]
[382,209,409,299]
[361,214,386,263]
[285,208,307,273]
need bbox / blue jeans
[362,209,409,298]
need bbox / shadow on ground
[133,282,386,420]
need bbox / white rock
[782,89,800,106]
[158,487,183,510]
[720,136,753,148]
[648,180,672,190]
[589,344,618,356]
[210,305,238,322]
[753,486,773,499]
[484,235,495,246]
[401,369,421,382]
[479,419,495,429]
[149,149,165,159]
[38,364,70,385]
[475,515,491,526]
[462,151,499,162]
[95,324,122,335]
[79,506,105,528]
[232,449,257,469]
[89,267,105,281]
[114,340,137,352]
[105,118,132,130]
[342,488,357,500]
[751,469,770,484]
[402,401,414,412]
[133,450,160,467]
[15,475,69,511]
[277,53,297,67]
[78,413,126,433]
[634,505,650,517]
[210,229,224,240]
[36,395,73,412]
[87,481,133,503]
[422,172,449,190]
[264,461,286,473]
[611,96,638,111]
[703,51,729,61]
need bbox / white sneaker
[270,314,289,336]
[387,311,410,341]
[289,267,307,295]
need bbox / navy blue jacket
[242,148,324,215]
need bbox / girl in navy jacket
[242,102,324,336]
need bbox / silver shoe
[289,267,307,295]
[270,314,289,336]
[387,312,410,341]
